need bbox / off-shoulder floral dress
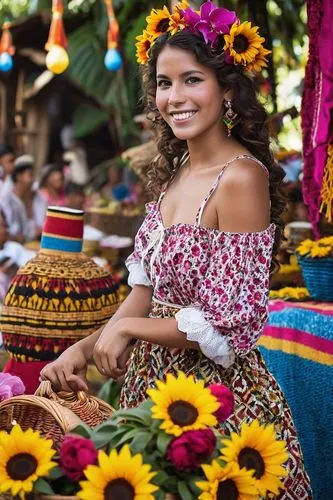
[120,155,312,499]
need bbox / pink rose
[166,429,216,471]
[59,435,98,481]
[0,373,25,401]
[209,384,234,423]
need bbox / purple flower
[183,2,238,45]
[0,373,25,401]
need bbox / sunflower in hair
[0,425,56,498]
[224,21,265,66]
[146,6,172,39]
[169,0,189,35]
[245,45,271,73]
[136,30,155,65]
[220,420,288,497]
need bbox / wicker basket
[88,209,144,238]
[0,395,81,447]
[298,256,333,301]
[35,381,114,427]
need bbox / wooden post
[0,82,7,143]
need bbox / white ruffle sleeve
[175,228,275,366]
[125,251,152,288]
[176,307,235,368]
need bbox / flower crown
[136,0,271,74]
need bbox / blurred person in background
[65,182,86,211]
[0,144,15,197]
[0,156,47,243]
[40,164,66,207]
[100,165,123,200]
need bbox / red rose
[209,384,234,423]
[59,435,98,481]
[166,429,216,471]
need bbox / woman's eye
[186,77,202,84]
[157,80,170,88]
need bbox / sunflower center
[217,479,239,500]
[104,479,135,500]
[238,447,265,479]
[233,34,250,53]
[168,400,198,426]
[6,453,38,480]
[157,18,170,33]
[144,40,151,50]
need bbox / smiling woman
[40,3,312,498]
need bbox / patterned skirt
[120,302,312,499]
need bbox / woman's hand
[93,319,131,379]
[40,344,89,392]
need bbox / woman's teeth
[172,111,196,121]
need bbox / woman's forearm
[79,285,153,358]
[124,317,199,350]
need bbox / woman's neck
[186,123,234,172]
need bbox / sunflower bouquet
[296,236,333,259]
[0,372,288,500]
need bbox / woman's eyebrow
[156,70,205,79]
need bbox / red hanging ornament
[0,22,15,56]
[105,0,119,49]
[45,0,68,51]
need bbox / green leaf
[98,378,122,409]
[48,466,63,480]
[34,477,55,495]
[91,426,118,449]
[115,428,140,447]
[112,406,152,426]
[71,422,92,438]
[152,470,169,487]
[130,431,153,454]
[154,489,167,500]
[156,432,172,455]
[177,481,193,500]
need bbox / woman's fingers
[40,365,62,390]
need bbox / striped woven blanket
[259,300,333,500]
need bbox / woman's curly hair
[141,32,285,271]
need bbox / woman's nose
[168,84,186,106]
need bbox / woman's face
[48,170,64,191]
[155,46,225,141]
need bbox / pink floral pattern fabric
[126,198,275,357]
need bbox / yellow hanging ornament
[320,142,333,223]
[45,0,69,74]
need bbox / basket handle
[35,380,88,403]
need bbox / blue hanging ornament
[0,52,13,72]
[104,47,122,72]
[104,0,122,72]
[0,22,15,72]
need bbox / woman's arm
[40,284,153,390]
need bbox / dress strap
[195,154,269,226]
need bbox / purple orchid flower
[0,372,25,401]
[183,1,238,45]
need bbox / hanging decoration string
[104,0,122,71]
[0,22,15,72]
[45,0,69,75]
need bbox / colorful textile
[301,0,333,234]
[259,299,333,500]
[120,301,312,499]
[0,207,119,362]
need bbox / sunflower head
[146,6,172,39]
[0,425,56,498]
[196,461,258,500]
[245,46,271,73]
[136,30,155,65]
[220,420,288,497]
[147,371,220,436]
[78,444,158,500]
[224,21,265,66]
